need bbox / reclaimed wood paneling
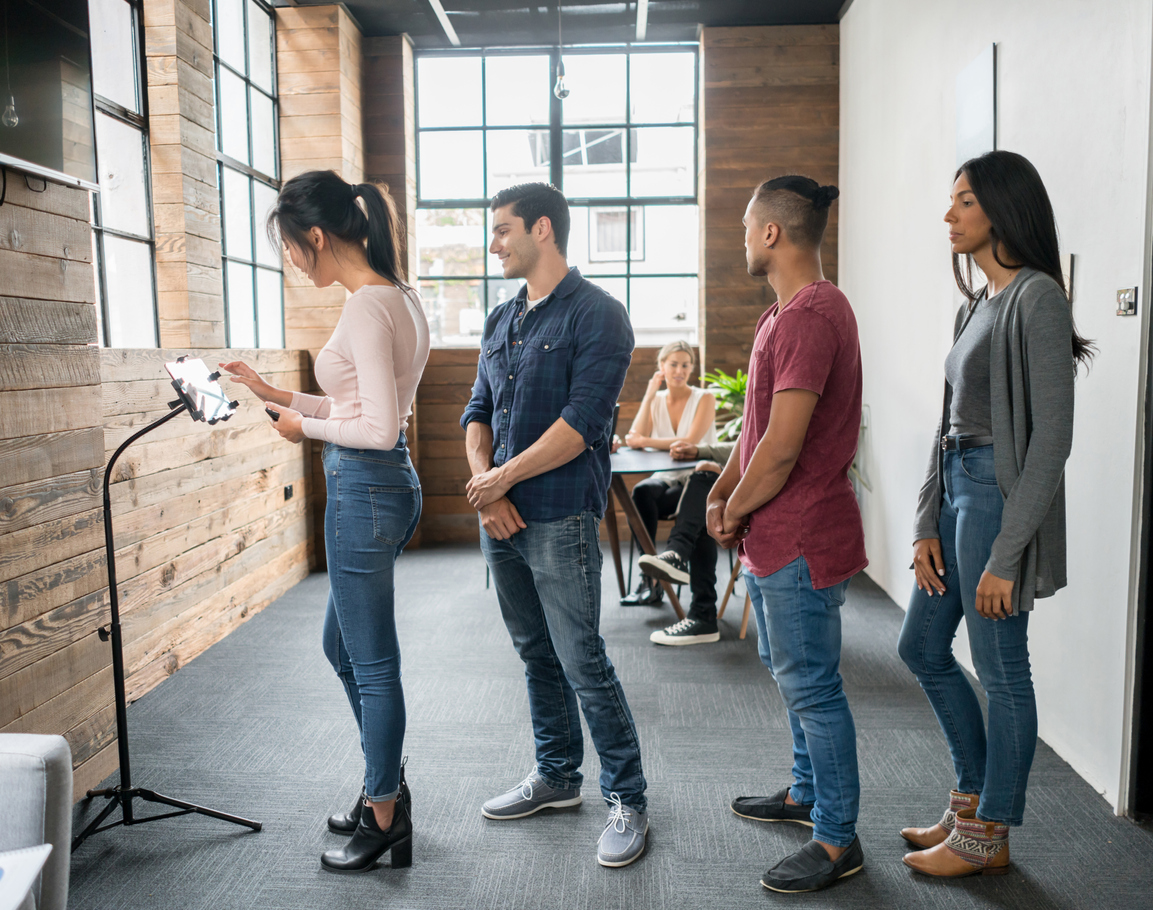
[276,4,368,563]
[699,25,839,379]
[0,345,315,801]
[145,0,225,347]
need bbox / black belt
[940,435,993,452]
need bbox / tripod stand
[72,389,262,851]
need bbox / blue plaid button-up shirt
[461,267,634,521]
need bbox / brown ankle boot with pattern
[902,808,1010,877]
[900,790,979,849]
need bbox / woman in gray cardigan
[897,151,1093,879]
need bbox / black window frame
[211,0,284,350]
[413,43,700,344]
[90,0,160,348]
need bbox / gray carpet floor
[70,544,1153,910]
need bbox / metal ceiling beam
[427,0,461,45]
[636,0,648,40]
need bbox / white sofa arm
[0,734,73,910]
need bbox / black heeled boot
[328,788,365,834]
[321,793,412,873]
[329,758,410,836]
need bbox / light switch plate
[1118,287,1138,316]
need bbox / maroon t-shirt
[738,280,868,588]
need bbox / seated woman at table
[621,341,717,606]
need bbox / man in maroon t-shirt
[707,176,867,894]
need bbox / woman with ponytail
[221,170,429,873]
[899,151,1093,878]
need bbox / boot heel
[981,863,1010,876]
[390,836,412,868]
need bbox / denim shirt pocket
[521,336,569,376]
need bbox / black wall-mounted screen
[0,0,96,186]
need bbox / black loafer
[761,836,864,893]
[731,787,815,826]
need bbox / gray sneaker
[481,770,582,820]
[596,794,648,867]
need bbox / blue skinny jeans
[321,437,421,802]
[899,445,1037,826]
[746,556,859,848]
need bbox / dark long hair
[267,170,410,289]
[953,150,1094,367]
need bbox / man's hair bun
[813,184,840,208]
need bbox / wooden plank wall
[276,3,366,562]
[0,337,312,797]
[699,25,839,379]
[0,177,107,793]
[144,0,226,348]
[363,35,418,280]
[414,345,665,544]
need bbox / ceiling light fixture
[553,2,569,100]
[427,0,460,47]
[2,0,16,128]
[636,0,649,41]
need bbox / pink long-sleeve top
[290,284,430,451]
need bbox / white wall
[840,0,1152,808]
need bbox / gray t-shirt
[943,288,1002,437]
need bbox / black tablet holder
[72,357,261,851]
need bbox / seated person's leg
[639,466,719,583]
[646,467,723,645]
[623,478,681,605]
[687,529,719,626]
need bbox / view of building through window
[415,48,698,347]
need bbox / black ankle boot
[621,577,663,607]
[330,759,410,836]
[328,788,365,834]
[321,794,412,873]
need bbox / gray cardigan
[913,268,1075,613]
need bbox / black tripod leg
[72,792,124,852]
[137,789,262,831]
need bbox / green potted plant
[700,368,747,440]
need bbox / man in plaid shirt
[462,183,649,868]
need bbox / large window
[414,47,698,346]
[212,0,283,348]
[88,0,158,347]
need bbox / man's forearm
[727,444,797,519]
[498,417,587,487]
[465,421,495,477]
[708,453,742,505]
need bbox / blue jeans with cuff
[321,437,421,803]
[480,511,648,811]
[746,556,859,848]
[899,445,1036,826]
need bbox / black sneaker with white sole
[650,617,720,646]
[638,551,691,585]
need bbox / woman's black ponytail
[268,170,410,290]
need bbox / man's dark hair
[751,175,839,249]
[490,183,571,257]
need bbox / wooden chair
[717,559,752,639]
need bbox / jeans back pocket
[369,485,419,545]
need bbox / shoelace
[606,792,630,833]
[518,775,537,802]
[665,618,695,634]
